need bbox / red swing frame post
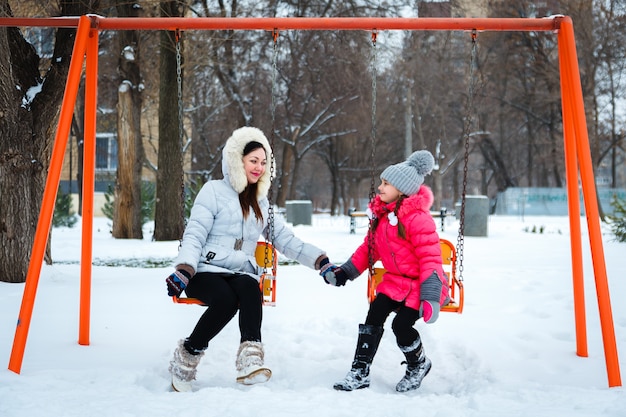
[2,15,620,388]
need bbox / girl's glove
[419,300,440,324]
[166,270,191,297]
[419,271,443,324]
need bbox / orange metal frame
[2,15,620,388]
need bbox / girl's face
[243,147,267,184]
[378,179,402,203]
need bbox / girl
[166,126,331,392]
[320,150,449,392]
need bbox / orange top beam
[0,15,564,32]
[0,17,80,27]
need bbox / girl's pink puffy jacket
[349,185,449,311]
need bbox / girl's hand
[419,300,440,323]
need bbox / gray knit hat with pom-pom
[380,150,435,196]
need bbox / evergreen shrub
[607,194,626,242]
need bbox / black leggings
[183,272,263,351]
[365,293,421,348]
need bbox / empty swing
[171,29,281,307]
[366,31,480,315]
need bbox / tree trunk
[433,168,443,211]
[71,81,85,215]
[0,25,36,281]
[347,179,361,213]
[0,0,96,283]
[113,84,143,238]
[153,1,185,241]
[477,135,517,192]
[113,0,144,239]
[288,156,302,200]
[277,141,294,208]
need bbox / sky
[1,213,625,417]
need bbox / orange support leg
[78,28,100,346]
[559,17,621,388]
[558,23,587,359]
[8,16,92,375]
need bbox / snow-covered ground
[1,214,625,417]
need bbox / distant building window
[96,134,118,171]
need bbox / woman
[166,126,331,392]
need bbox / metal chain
[264,29,279,271]
[456,30,478,282]
[175,30,186,240]
[367,31,378,276]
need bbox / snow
[122,45,136,62]
[119,80,131,93]
[21,81,43,109]
[1,214,625,417]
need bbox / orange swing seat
[367,238,464,313]
[172,241,278,307]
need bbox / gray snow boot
[169,339,205,392]
[395,337,432,392]
[334,324,384,391]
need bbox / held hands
[166,270,191,297]
[319,259,348,287]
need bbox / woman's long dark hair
[239,141,266,222]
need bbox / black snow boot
[395,337,432,392]
[334,324,384,391]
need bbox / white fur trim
[222,127,275,198]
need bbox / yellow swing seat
[172,241,278,307]
[367,238,464,313]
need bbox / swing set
[2,15,620,388]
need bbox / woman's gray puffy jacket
[174,127,325,281]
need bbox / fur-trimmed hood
[222,127,275,199]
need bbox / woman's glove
[166,270,191,297]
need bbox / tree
[479,0,625,203]
[183,0,270,188]
[395,29,470,208]
[583,0,626,188]
[0,0,98,284]
[274,24,374,211]
[153,0,186,241]
[112,0,145,239]
[176,0,415,215]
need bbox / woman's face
[378,179,402,203]
[243,147,267,184]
